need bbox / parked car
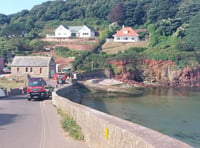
[2,67,11,73]
[53,73,67,83]
[0,88,6,97]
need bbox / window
[17,67,19,73]
[26,67,28,72]
[40,68,42,73]
[28,80,43,87]
[123,30,129,34]
[71,33,76,37]
[83,33,89,36]
[30,67,33,72]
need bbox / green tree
[148,0,180,22]
[176,2,200,23]
[183,12,200,51]
[1,23,25,37]
[29,40,47,51]
[124,1,137,26]
[0,14,9,25]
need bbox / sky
[0,0,51,15]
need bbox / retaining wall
[52,85,191,148]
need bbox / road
[0,95,87,148]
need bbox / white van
[0,88,6,97]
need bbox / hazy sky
[0,0,51,15]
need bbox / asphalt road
[0,95,87,148]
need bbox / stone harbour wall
[52,85,191,148]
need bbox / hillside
[102,41,149,54]
[42,38,97,51]
[0,0,200,87]
[0,0,199,36]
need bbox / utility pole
[91,61,94,71]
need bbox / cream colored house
[47,25,95,38]
[11,56,56,79]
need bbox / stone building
[11,56,56,79]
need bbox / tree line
[0,0,200,69]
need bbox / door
[50,69,55,78]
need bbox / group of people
[55,72,77,88]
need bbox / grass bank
[57,108,84,141]
[0,78,25,89]
[102,41,149,54]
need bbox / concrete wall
[52,85,191,148]
[3,87,26,96]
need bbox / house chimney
[122,25,125,28]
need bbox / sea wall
[52,85,191,148]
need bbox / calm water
[81,87,200,147]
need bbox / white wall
[113,36,139,42]
[79,26,95,38]
[55,25,71,38]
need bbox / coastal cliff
[110,59,200,87]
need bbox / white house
[55,25,71,38]
[47,25,95,38]
[79,25,95,38]
[113,27,139,42]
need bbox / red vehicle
[53,73,67,83]
[27,77,50,101]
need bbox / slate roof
[11,56,52,67]
[62,25,94,33]
[68,26,83,32]
[113,27,139,37]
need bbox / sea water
[81,87,200,147]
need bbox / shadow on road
[0,113,17,126]
[0,95,52,101]
[0,95,26,100]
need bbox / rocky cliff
[110,59,200,87]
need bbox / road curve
[0,95,87,148]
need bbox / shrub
[54,47,84,58]
[126,47,147,53]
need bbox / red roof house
[113,27,139,42]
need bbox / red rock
[110,59,200,87]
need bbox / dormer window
[123,30,129,34]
